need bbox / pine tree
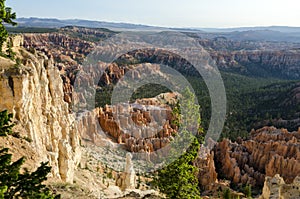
[0,110,13,136]
[244,184,252,199]
[223,188,231,199]
[0,110,60,199]
[153,88,202,199]
[0,0,17,51]
[154,137,201,199]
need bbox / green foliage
[0,149,59,199]
[13,57,21,68]
[187,73,298,141]
[95,85,113,107]
[107,170,113,179]
[0,110,60,199]
[23,136,32,143]
[0,0,17,51]
[154,137,201,199]
[220,73,299,140]
[5,38,15,60]
[153,88,202,199]
[0,110,13,136]
[180,87,203,135]
[130,83,171,102]
[171,101,181,128]
[223,188,232,199]
[0,186,7,199]
[243,184,252,199]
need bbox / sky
[6,0,300,28]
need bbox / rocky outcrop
[115,153,136,191]
[193,145,218,191]
[1,35,24,52]
[23,33,94,64]
[192,34,300,79]
[214,127,300,188]
[260,174,300,199]
[117,190,164,199]
[0,37,81,183]
[23,32,95,107]
[104,43,300,79]
[114,49,198,77]
[22,27,116,108]
[96,94,178,157]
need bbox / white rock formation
[116,153,136,191]
[0,36,81,183]
[124,153,136,189]
[1,35,24,52]
[260,174,300,199]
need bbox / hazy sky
[6,0,300,28]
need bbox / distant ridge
[15,17,300,33]
[196,26,300,33]
[10,18,300,42]
[15,17,164,31]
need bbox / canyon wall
[209,50,300,78]
[0,35,81,183]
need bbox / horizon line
[16,16,300,30]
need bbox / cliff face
[195,35,300,79]
[210,50,300,78]
[23,33,93,106]
[0,35,81,183]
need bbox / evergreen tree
[0,0,17,51]
[0,110,60,199]
[223,188,231,199]
[244,184,252,199]
[0,110,13,136]
[153,88,202,199]
[154,137,201,199]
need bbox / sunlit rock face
[260,174,300,199]
[214,126,300,187]
[0,36,81,183]
[193,145,218,191]
[115,153,136,191]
